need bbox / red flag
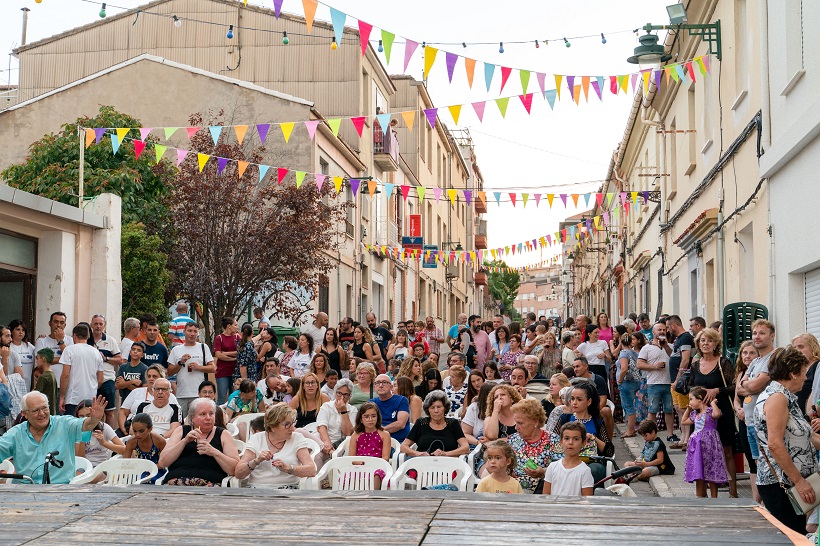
[133,141,145,160]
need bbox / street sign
[409,214,422,237]
[423,244,438,269]
[402,236,423,251]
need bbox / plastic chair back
[73,458,158,485]
[305,456,393,491]
[722,302,768,362]
[390,456,472,491]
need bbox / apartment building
[515,265,563,320]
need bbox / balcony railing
[374,123,399,171]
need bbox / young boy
[34,348,58,414]
[321,369,339,399]
[543,421,595,496]
[624,419,676,480]
[115,342,149,403]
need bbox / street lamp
[627,32,672,71]
[629,4,722,67]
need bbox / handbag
[760,451,820,515]
[674,370,691,395]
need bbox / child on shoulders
[543,422,594,496]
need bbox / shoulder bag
[760,450,820,515]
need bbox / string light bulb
[99,3,106,18]
[226,25,234,39]
[601,33,607,44]
[331,37,337,50]
[462,42,467,48]
[534,40,539,49]
[498,42,504,54]
[173,15,182,28]
[377,39,383,52]
[282,31,289,45]
[563,37,571,48]
[35,0,42,3]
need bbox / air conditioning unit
[446,266,459,279]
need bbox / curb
[618,424,676,498]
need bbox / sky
[1,0,673,267]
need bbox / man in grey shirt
[737,319,775,463]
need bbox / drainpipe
[759,0,774,323]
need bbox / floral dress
[500,350,524,381]
[233,340,260,383]
[507,430,553,493]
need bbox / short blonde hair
[264,403,297,431]
[448,365,467,382]
[485,384,522,416]
[793,333,820,361]
[511,398,546,428]
[695,328,722,357]
[355,361,377,384]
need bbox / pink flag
[186,127,199,140]
[519,93,533,114]
[536,72,547,95]
[472,102,486,122]
[433,187,442,201]
[315,173,326,191]
[534,194,541,207]
[404,40,419,72]
[304,120,320,140]
[176,149,188,166]
[138,128,152,141]
[500,66,513,93]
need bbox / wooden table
[0,486,799,545]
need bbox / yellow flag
[447,189,457,206]
[642,70,651,94]
[333,176,343,193]
[401,111,415,132]
[234,125,248,144]
[280,122,295,143]
[555,75,563,100]
[116,128,130,143]
[448,105,462,125]
[423,46,438,80]
[197,153,209,172]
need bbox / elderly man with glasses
[370,374,410,442]
[0,392,106,483]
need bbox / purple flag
[446,52,458,83]
[463,190,472,205]
[424,108,438,129]
[273,0,283,18]
[404,40,419,72]
[94,128,107,144]
[654,69,662,90]
[642,191,649,204]
[256,124,270,143]
[350,179,361,196]
[217,157,229,175]
[591,79,602,101]
[586,219,592,231]
[559,194,567,207]
[566,76,575,100]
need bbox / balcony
[373,124,399,172]
[475,219,487,249]
[475,195,487,213]
[474,271,488,285]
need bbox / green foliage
[2,105,175,229]
[485,260,521,319]
[121,222,172,324]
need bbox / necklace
[575,414,592,423]
[266,433,286,450]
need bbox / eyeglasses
[280,421,295,428]
[303,381,318,386]
[154,387,171,392]
[374,380,391,386]
[26,406,49,414]
[336,392,351,398]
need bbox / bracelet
[339,410,348,414]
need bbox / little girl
[683,387,729,498]
[283,378,301,403]
[350,402,391,487]
[476,440,523,494]
[123,413,167,483]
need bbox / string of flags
[85,128,663,210]
[361,242,563,272]
[84,54,710,143]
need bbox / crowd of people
[2,306,820,534]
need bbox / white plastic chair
[301,456,393,491]
[72,459,159,485]
[70,456,94,484]
[233,439,246,456]
[0,458,14,483]
[302,422,320,435]
[333,437,402,472]
[223,436,319,488]
[465,443,484,482]
[388,457,473,491]
[225,422,239,438]
[231,412,265,440]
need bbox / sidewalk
[617,423,754,499]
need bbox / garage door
[805,268,820,338]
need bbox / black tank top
[321,346,342,374]
[352,341,368,359]
[295,406,318,428]
[166,426,228,484]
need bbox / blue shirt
[370,395,411,442]
[0,415,91,484]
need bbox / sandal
[621,432,637,438]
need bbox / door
[0,272,34,330]
[805,268,820,338]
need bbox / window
[318,275,329,314]
[687,86,696,173]
[734,0,750,98]
[784,0,804,91]
[344,185,355,237]
[805,268,820,338]
[420,117,426,163]
[669,118,677,197]
[427,127,433,173]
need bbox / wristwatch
[339,410,348,414]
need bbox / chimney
[21,7,30,46]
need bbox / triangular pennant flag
[375,113,391,134]
[116,128,130,143]
[400,111,415,132]
[237,161,249,178]
[686,61,696,82]
[463,190,472,205]
[544,89,557,110]
[209,126,222,145]
[85,129,95,148]
[400,185,410,201]
[484,63,496,92]
[567,76,575,100]
[619,74,629,93]
[596,193,604,206]
[519,93,533,114]
[256,123,270,143]
[384,183,394,197]
[303,0,318,32]
[277,168,289,184]
[329,8,345,46]
[701,56,711,75]
[581,76,590,101]
[133,140,146,160]
[522,193,529,207]
[472,101,486,122]
[665,67,672,85]
[333,176,343,193]
[327,118,342,137]
[495,97,510,118]
[176,149,188,166]
[357,21,373,57]
[554,75,563,100]
[445,52,458,83]
[631,73,639,91]
[304,120,320,140]
[536,72,547,95]
[164,127,179,140]
[280,122,295,143]
[642,191,649,203]
[423,46,438,80]
[591,78,602,101]
[217,157,229,176]
[381,30,395,64]
[493,192,501,206]
[154,144,167,163]
[675,64,686,82]
[350,179,361,196]
[447,189,457,206]
[620,192,628,205]
[642,70,651,94]
[603,211,610,225]
[584,193,591,207]
[509,193,517,207]
[258,165,270,183]
[573,85,581,105]
[610,75,618,95]
[424,108,438,129]
[476,191,486,207]
[295,171,307,189]
[433,187,442,202]
[500,66,513,93]
[534,194,541,207]
[138,127,152,141]
[93,128,107,144]
[520,70,531,94]
[272,0,283,18]
[404,40,419,72]
[607,192,615,206]
[416,186,426,202]
[448,105,462,125]
[111,134,121,155]
[197,153,209,172]
[560,194,568,207]
[654,69,662,90]
[351,117,366,137]
[234,125,248,144]
[314,173,326,191]
[571,194,579,207]
[547,194,554,207]
[464,58,476,88]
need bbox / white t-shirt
[544,459,594,496]
[121,387,179,414]
[120,338,135,363]
[59,343,103,405]
[11,341,36,388]
[34,335,73,381]
[134,400,183,436]
[578,340,610,368]
[288,352,313,378]
[638,344,671,385]
[245,431,310,486]
[90,334,122,382]
[3,350,21,378]
[301,324,326,351]
[83,423,119,466]
[168,343,214,398]
[315,401,357,444]
[461,401,484,439]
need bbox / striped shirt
[169,314,193,345]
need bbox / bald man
[302,312,328,349]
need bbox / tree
[121,222,173,324]
[167,111,348,342]
[485,260,521,320]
